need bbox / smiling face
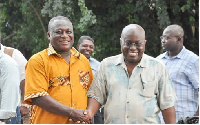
[121,24,146,64]
[77,40,94,59]
[47,19,74,53]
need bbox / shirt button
[127,101,129,103]
[129,87,131,89]
[127,116,129,118]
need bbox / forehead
[81,40,94,45]
[163,28,178,36]
[50,19,73,31]
[122,27,145,41]
[123,33,143,41]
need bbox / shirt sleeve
[0,55,21,119]
[24,55,49,105]
[12,49,27,82]
[87,60,106,106]
[187,57,199,89]
[158,66,177,110]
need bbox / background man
[157,24,199,123]
[24,16,93,123]
[82,24,177,124]
[0,47,21,124]
[0,44,29,123]
[77,35,103,124]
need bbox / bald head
[164,24,184,37]
[121,24,145,40]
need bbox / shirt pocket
[49,76,70,89]
[79,70,90,89]
[140,73,156,98]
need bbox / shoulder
[102,54,121,62]
[183,48,199,65]
[29,49,47,60]
[0,52,19,72]
[12,48,27,61]
[156,52,166,60]
[27,49,47,65]
[90,57,100,64]
[184,48,198,59]
[100,54,122,67]
[143,54,166,68]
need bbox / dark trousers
[93,109,104,124]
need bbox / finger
[69,118,72,122]
[83,110,87,115]
[77,121,81,124]
[82,121,86,124]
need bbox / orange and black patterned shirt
[24,44,93,123]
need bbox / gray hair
[48,16,72,32]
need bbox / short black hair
[77,36,94,45]
[48,16,72,32]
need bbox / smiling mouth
[60,41,70,44]
[84,51,90,55]
[129,52,138,56]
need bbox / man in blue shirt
[77,36,102,124]
[157,24,199,123]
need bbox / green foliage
[77,0,96,32]
[0,0,199,61]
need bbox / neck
[125,61,139,77]
[168,46,183,58]
[58,51,71,57]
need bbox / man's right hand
[70,109,92,124]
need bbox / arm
[161,106,176,124]
[86,98,101,118]
[19,79,30,117]
[20,79,25,101]
[194,107,199,116]
[32,95,90,122]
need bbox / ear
[120,38,122,46]
[77,44,79,50]
[178,36,181,41]
[47,32,50,40]
[144,40,147,45]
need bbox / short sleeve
[158,67,177,110]
[24,55,49,105]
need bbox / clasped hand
[69,109,92,124]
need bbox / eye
[66,31,72,34]
[55,30,62,34]
[135,42,141,46]
[89,46,94,49]
[124,41,132,46]
[82,44,88,47]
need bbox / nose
[161,38,165,43]
[129,44,137,49]
[61,31,70,39]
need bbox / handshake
[68,109,94,124]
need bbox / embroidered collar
[47,44,80,58]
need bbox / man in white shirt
[0,49,21,124]
[0,44,29,123]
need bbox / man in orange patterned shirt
[24,16,93,123]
